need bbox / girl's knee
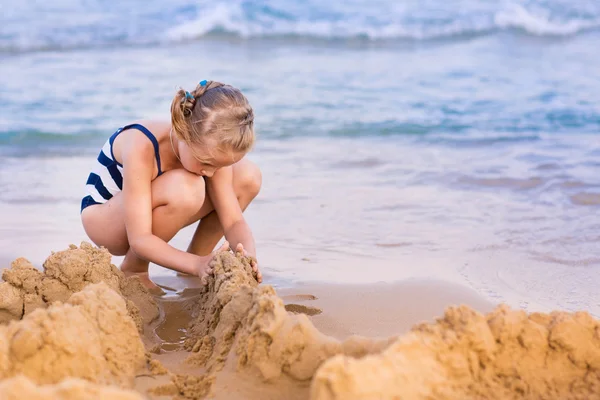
[158,169,206,215]
[107,243,129,257]
[235,160,262,199]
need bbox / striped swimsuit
[81,123,163,212]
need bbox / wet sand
[278,280,494,339]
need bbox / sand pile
[0,282,147,387]
[312,305,600,400]
[0,375,144,400]
[183,251,392,385]
[2,243,600,400]
[178,251,600,399]
[0,242,159,331]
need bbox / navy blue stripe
[97,151,123,190]
[122,124,163,175]
[108,127,123,147]
[108,127,124,167]
[81,195,101,213]
[86,173,113,200]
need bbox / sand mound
[0,242,159,331]
[181,252,600,399]
[311,305,600,400]
[0,375,144,400]
[184,251,391,385]
[0,282,147,387]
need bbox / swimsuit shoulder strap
[119,123,163,175]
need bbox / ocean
[1,0,599,314]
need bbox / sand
[183,251,392,384]
[0,376,144,400]
[1,243,600,399]
[0,242,159,332]
[0,282,146,387]
[312,305,600,399]
[277,280,494,339]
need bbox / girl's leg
[186,159,262,257]
[81,169,214,287]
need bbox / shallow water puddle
[154,307,191,351]
[153,288,194,352]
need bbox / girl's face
[179,140,244,177]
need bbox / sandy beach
[1,244,599,399]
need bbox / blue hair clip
[199,80,207,87]
[185,91,194,100]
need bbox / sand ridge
[311,305,600,399]
[0,242,159,332]
[184,251,393,382]
[174,251,600,399]
[0,282,147,387]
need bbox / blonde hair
[170,81,255,155]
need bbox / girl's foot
[121,270,161,291]
[120,256,160,291]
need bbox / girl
[80,80,262,289]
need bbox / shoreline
[1,144,598,317]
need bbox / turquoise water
[1,0,599,314]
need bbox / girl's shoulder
[125,119,168,134]
[112,120,168,168]
[117,120,170,143]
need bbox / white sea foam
[2,0,600,53]
[495,4,600,36]
[164,1,600,42]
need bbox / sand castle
[0,243,159,332]
[0,282,146,386]
[0,243,598,399]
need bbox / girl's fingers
[236,243,244,254]
[253,262,262,283]
[219,241,230,252]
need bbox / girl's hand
[235,243,262,283]
[196,241,230,285]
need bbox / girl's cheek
[201,165,218,177]
[182,157,203,175]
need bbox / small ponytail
[191,80,225,99]
[170,88,195,143]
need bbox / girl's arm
[206,165,256,257]
[121,131,201,275]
